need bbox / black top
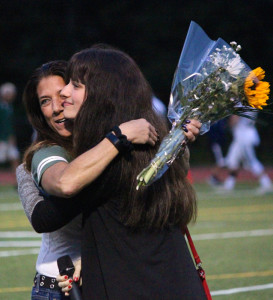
[81,196,206,300]
[31,195,82,233]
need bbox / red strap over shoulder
[184,227,212,300]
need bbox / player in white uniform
[223,114,272,194]
[0,83,20,173]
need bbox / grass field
[0,182,272,299]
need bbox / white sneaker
[207,176,222,187]
[223,176,236,191]
[215,184,234,194]
[255,185,273,195]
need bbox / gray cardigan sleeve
[16,163,82,233]
[16,163,43,224]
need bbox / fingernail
[69,279,73,283]
[182,125,188,132]
[74,277,79,282]
[185,120,191,123]
[68,285,72,289]
[64,276,68,280]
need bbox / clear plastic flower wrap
[136,21,270,189]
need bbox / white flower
[230,41,237,46]
[236,45,242,52]
[226,55,244,76]
[212,51,244,77]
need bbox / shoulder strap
[185,226,212,300]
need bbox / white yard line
[0,228,272,242]
[211,283,273,296]
[0,248,40,257]
[192,228,273,241]
[197,189,270,199]
[0,203,22,211]
[0,241,41,247]
[0,231,40,238]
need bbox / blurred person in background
[223,114,273,194]
[0,82,20,175]
[152,95,167,117]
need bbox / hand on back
[120,118,158,146]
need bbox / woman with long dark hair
[61,45,205,299]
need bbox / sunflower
[244,67,270,109]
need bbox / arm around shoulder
[38,119,158,198]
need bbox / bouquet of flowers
[136,21,270,189]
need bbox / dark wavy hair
[23,61,73,170]
[68,45,197,230]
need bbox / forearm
[41,118,158,197]
[42,138,118,197]
[31,197,82,233]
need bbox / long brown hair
[69,46,197,230]
[23,61,73,170]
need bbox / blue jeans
[31,282,70,300]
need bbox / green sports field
[0,183,272,300]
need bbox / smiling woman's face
[37,75,72,137]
